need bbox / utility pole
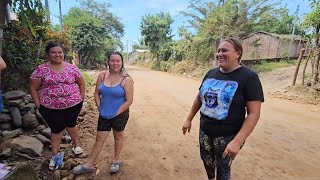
[58,0,63,31]
[288,5,299,61]
[126,40,129,62]
[45,0,50,22]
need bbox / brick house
[241,31,307,60]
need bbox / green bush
[82,71,95,87]
[2,24,46,91]
[171,61,197,74]
[159,61,174,72]
[150,59,161,70]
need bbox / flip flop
[110,161,121,173]
[73,164,95,175]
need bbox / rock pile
[0,90,87,179]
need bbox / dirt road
[77,65,320,180]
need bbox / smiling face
[108,54,123,73]
[48,46,64,64]
[216,40,242,72]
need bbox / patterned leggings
[199,129,234,180]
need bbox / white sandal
[72,146,83,155]
[49,156,56,170]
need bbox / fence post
[292,48,306,86]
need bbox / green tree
[0,0,52,91]
[140,12,173,60]
[63,0,124,40]
[0,0,47,55]
[63,0,124,66]
[303,1,320,84]
[71,22,110,67]
[178,0,300,65]
[253,7,304,35]
[78,0,124,38]
[159,41,176,61]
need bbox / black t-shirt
[199,66,264,137]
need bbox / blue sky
[48,0,313,51]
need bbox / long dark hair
[107,51,129,77]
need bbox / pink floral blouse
[30,62,83,109]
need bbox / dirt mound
[259,65,319,105]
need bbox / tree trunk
[312,26,320,85]
[292,48,305,86]
[313,51,320,84]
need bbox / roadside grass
[135,59,298,76]
[246,60,297,73]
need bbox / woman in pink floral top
[30,42,86,170]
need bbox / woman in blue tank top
[73,52,134,174]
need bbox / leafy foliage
[175,0,304,66]
[140,12,173,59]
[63,0,124,67]
[10,0,48,37]
[302,1,320,84]
[82,70,95,86]
[159,41,176,61]
[253,7,296,34]
[71,22,109,67]
[303,2,320,45]
[2,24,44,91]
[0,0,55,91]
[1,0,73,91]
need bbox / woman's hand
[182,120,192,135]
[222,139,241,159]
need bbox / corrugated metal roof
[242,31,305,41]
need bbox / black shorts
[97,109,129,132]
[39,101,83,133]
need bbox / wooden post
[302,49,313,85]
[292,48,305,86]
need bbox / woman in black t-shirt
[182,38,264,180]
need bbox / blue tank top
[98,74,126,119]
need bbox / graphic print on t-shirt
[200,78,238,120]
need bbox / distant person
[182,38,264,180]
[73,51,134,174]
[0,56,7,112]
[29,42,86,170]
